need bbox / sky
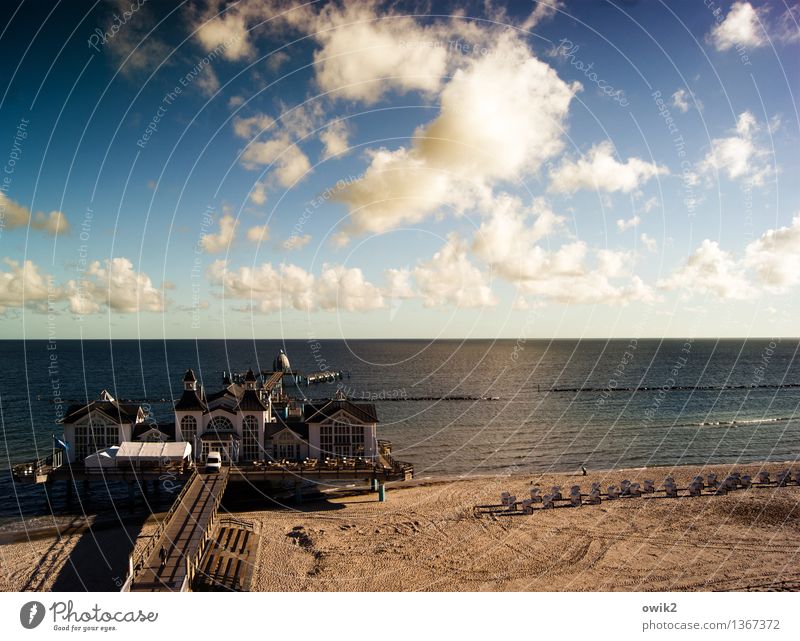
[0,0,798,340]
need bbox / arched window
[208,416,234,432]
[180,415,197,443]
[242,415,259,463]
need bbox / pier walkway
[124,469,229,592]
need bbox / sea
[1,338,799,530]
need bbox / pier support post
[378,483,386,502]
[65,479,73,504]
[294,483,302,504]
[370,478,378,492]
[127,481,135,504]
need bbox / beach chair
[629,482,642,497]
[506,495,517,511]
[757,471,770,484]
[530,487,543,503]
[706,473,718,489]
[606,485,620,499]
[620,479,631,495]
[585,489,601,505]
[500,491,511,506]
[713,484,728,495]
[777,470,792,486]
[663,477,678,497]
[542,494,555,509]
[570,493,582,507]
[521,498,534,515]
[570,485,582,496]
[723,475,739,490]
[590,482,601,493]
[551,486,563,501]
[740,474,752,488]
[688,481,702,497]
[643,479,655,493]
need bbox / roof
[174,388,207,411]
[236,388,269,412]
[116,441,191,462]
[304,399,378,424]
[63,398,143,425]
[244,368,256,382]
[183,369,197,382]
[132,421,176,440]
[266,416,309,440]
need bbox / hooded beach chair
[643,479,655,493]
[551,486,563,501]
[606,485,620,499]
[530,487,543,503]
[757,471,770,484]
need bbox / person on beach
[159,546,167,569]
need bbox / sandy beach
[1,461,798,592]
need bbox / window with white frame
[74,419,119,460]
[242,415,260,463]
[319,419,364,458]
[180,415,197,444]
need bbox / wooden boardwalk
[127,470,229,592]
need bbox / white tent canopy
[84,446,120,469]
[116,441,191,463]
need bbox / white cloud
[233,114,275,139]
[201,214,238,253]
[246,224,269,243]
[320,120,351,158]
[0,194,71,235]
[472,195,565,281]
[698,111,772,186]
[708,2,765,51]
[228,95,244,109]
[0,258,56,312]
[640,233,657,253]
[383,267,415,300]
[657,240,753,300]
[548,141,668,194]
[283,234,311,251]
[672,88,690,113]
[616,216,641,232]
[206,259,384,312]
[32,211,71,235]
[250,181,267,205]
[335,34,579,240]
[67,258,165,314]
[316,264,385,311]
[412,234,497,308]
[196,65,220,97]
[744,215,800,291]
[193,7,254,61]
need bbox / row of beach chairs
[498,469,800,513]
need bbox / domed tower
[273,349,291,373]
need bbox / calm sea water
[1,339,799,527]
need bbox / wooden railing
[180,471,229,592]
[120,467,198,592]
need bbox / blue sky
[0,0,798,339]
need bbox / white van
[205,451,222,472]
